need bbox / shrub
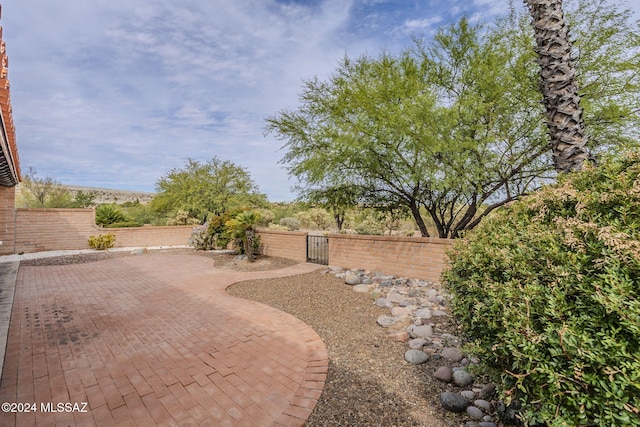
[225,210,260,260]
[279,217,300,230]
[95,204,126,226]
[166,209,201,226]
[354,215,385,235]
[104,221,142,228]
[189,225,216,250]
[443,153,640,427]
[267,224,290,231]
[88,234,115,250]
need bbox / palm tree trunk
[525,0,590,172]
[245,228,255,262]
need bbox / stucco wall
[12,208,192,254]
[0,186,15,255]
[328,234,452,282]
[256,229,308,262]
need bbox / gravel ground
[10,250,465,426]
[228,271,464,427]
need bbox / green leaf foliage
[88,234,115,250]
[95,204,127,226]
[266,0,640,238]
[151,157,267,220]
[443,152,640,426]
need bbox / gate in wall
[306,235,329,265]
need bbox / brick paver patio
[0,255,327,426]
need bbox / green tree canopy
[266,0,639,238]
[151,157,267,220]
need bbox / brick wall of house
[328,234,452,282]
[0,186,15,255]
[13,208,192,253]
[256,229,308,262]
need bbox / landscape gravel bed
[228,270,465,427]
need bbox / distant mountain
[66,185,155,205]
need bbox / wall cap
[328,233,453,245]
[256,229,309,236]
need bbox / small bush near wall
[443,154,640,426]
[88,234,116,250]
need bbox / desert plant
[354,215,385,235]
[267,224,290,231]
[188,225,216,250]
[95,204,126,226]
[166,209,201,226]
[88,234,116,250]
[443,152,640,426]
[225,210,260,261]
[279,217,300,231]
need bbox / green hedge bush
[443,153,640,426]
[104,221,142,228]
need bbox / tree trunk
[408,201,430,237]
[245,228,255,262]
[525,0,590,172]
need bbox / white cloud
[0,0,531,200]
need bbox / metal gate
[306,235,329,265]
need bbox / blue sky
[2,0,638,201]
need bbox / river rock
[375,298,393,308]
[353,284,369,293]
[407,324,433,339]
[376,315,398,327]
[408,338,428,349]
[388,292,405,303]
[344,272,361,285]
[453,370,473,386]
[460,390,476,400]
[474,399,491,413]
[404,349,429,364]
[466,406,484,420]
[478,383,496,399]
[440,392,470,413]
[415,308,432,319]
[441,347,464,362]
[433,366,453,383]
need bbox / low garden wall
[257,229,308,262]
[256,229,452,282]
[328,234,452,283]
[5,207,451,282]
[11,208,192,254]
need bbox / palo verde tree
[266,0,640,238]
[151,157,267,221]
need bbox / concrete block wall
[14,208,97,253]
[0,186,15,255]
[110,225,192,248]
[328,234,452,282]
[12,208,192,254]
[256,229,308,262]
